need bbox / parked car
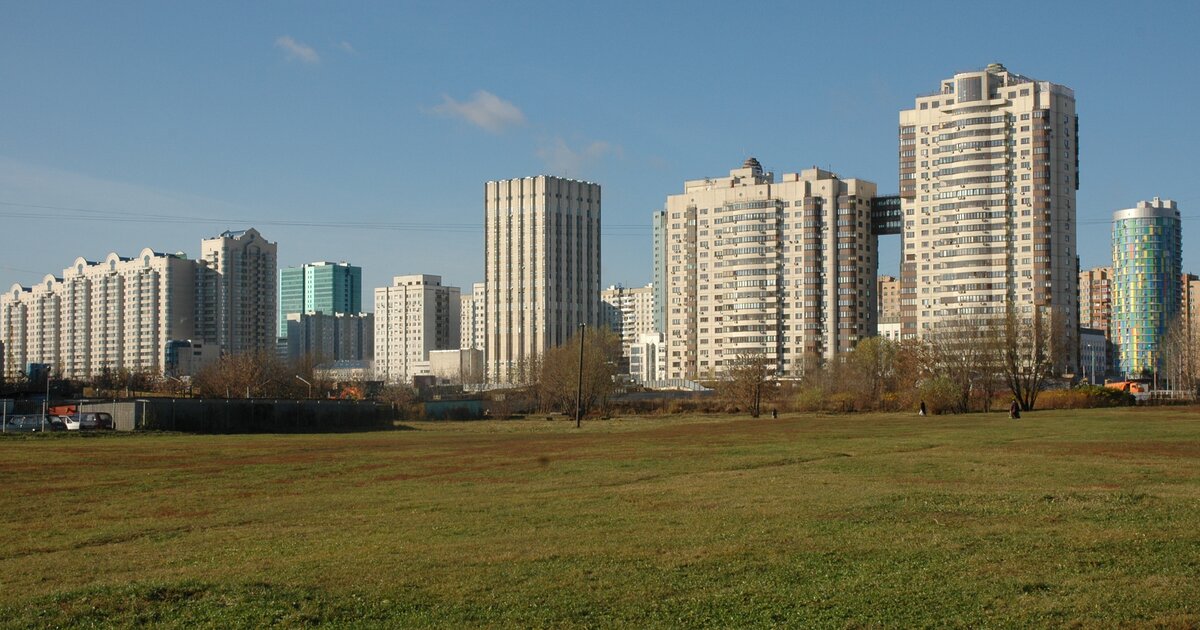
[62,412,115,431]
[89,412,114,430]
[2,415,60,432]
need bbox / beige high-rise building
[1,249,201,379]
[1183,273,1200,332]
[484,175,601,384]
[601,283,656,351]
[877,275,902,341]
[663,158,878,380]
[1079,266,1113,334]
[459,282,486,351]
[200,228,278,356]
[374,274,460,384]
[900,63,1078,364]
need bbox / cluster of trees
[719,311,1078,415]
[536,326,623,417]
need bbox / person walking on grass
[919,400,927,416]
[1009,399,1021,420]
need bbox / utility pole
[575,323,585,429]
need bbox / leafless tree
[1160,314,1199,397]
[993,307,1068,411]
[718,350,775,417]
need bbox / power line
[0,200,650,235]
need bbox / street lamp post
[295,375,312,399]
[575,323,585,429]
[42,371,50,432]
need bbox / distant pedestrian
[1009,399,1020,420]
[771,408,778,419]
[919,400,926,416]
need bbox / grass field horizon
[2,407,1198,627]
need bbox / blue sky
[2,1,1198,306]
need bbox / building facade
[459,282,486,351]
[663,158,878,380]
[374,274,460,384]
[1079,266,1114,334]
[201,229,278,356]
[278,261,362,339]
[899,64,1078,366]
[284,312,374,363]
[484,175,601,384]
[629,332,667,384]
[2,249,202,379]
[1112,198,1182,378]
[652,209,668,334]
[601,284,656,348]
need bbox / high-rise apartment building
[663,158,878,380]
[652,210,668,334]
[899,64,1078,364]
[484,175,601,384]
[2,249,201,379]
[374,274,460,383]
[877,275,902,340]
[459,282,486,351]
[601,284,656,351]
[1,228,277,379]
[1112,198,1182,378]
[284,312,373,363]
[278,261,362,339]
[201,229,278,356]
[1183,273,1200,336]
[1079,266,1114,334]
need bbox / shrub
[1036,385,1135,409]
[919,377,962,415]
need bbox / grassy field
[1,407,1198,628]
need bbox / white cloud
[339,41,356,54]
[432,90,526,133]
[536,137,619,177]
[275,36,320,64]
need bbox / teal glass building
[1111,198,1181,379]
[278,262,363,338]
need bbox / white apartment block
[629,332,667,383]
[601,283,657,355]
[2,249,200,379]
[899,64,1078,363]
[200,228,278,356]
[484,175,601,384]
[459,281,486,351]
[663,158,878,380]
[374,274,460,384]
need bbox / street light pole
[575,323,585,429]
[295,375,312,399]
[42,371,50,432]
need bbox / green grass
[1,407,1198,628]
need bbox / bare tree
[995,307,1067,411]
[719,351,774,417]
[1160,314,1199,398]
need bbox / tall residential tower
[1112,198,1182,378]
[200,228,278,356]
[662,158,878,380]
[899,64,1078,365]
[484,175,601,384]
